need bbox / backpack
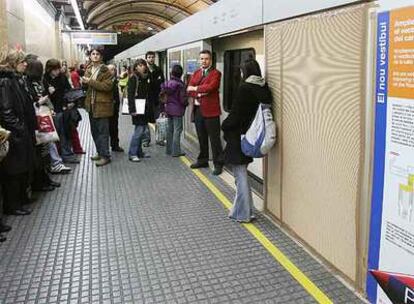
[240,103,276,158]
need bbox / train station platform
[0,112,365,304]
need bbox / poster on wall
[367,6,414,304]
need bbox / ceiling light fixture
[70,0,85,30]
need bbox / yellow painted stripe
[180,156,333,304]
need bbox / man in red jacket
[187,50,223,175]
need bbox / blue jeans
[166,116,183,156]
[49,142,63,166]
[142,124,151,145]
[128,125,147,157]
[89,114,110,159]
[228,164,254,222]
[54,112,74,161]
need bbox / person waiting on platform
[82,46,113,167]
[222,59,272,223]
[161,64,187,157]
[107,64,124,152]
[44,59,79,164]
[127,59,151,162]
[143,51,164,147]
[118,65,129,95]
[187,50,224,176]
[0,48,36,216]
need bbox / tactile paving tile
[0,110,363,304]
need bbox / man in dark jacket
[108,64,123,152]
[187,50,224,175]
[44,59,79,164]
[143,51,165,146]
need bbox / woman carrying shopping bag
[221,59,273,223]
[161,65,187,157]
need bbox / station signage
[367,6,414,304]
[70,31,117,45]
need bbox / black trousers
[194,106,224,167]
[1,172,29,213]
[109,101,120,148]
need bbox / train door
[222,48,264,185]
[223,48,255,112]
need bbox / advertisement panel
[367,6,414,304]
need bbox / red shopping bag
[35,105,59,144]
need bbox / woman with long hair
[222,59,273,222]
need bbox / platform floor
[0,112,365,303]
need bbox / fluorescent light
[147,26,154,31]
[70,0,85,30]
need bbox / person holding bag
[221,59,272,223]
[82,46,113,167]
[127,59,151,162]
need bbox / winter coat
[43,73,71,113]
[84,64,113,118]
[148,64,164,107]
[222,76,273,165]
[0,70,36,175]
[161,77,186,117]
[188,67,222,118]
[127,73,153,125]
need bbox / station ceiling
[82,0,217,35]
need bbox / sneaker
[50,163,72,174]
[129,156,141,162]
[96,158,111,167]
[90,155,101,161]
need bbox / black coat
[43,73,71,113]
[221,82,272,165]
[0,70,36,175]
[127,73,154,125]
[148,64,164,107]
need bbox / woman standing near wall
[221,59,272,222]
[0,49,36,216]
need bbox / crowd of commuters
[0,46,272,243]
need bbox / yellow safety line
[180,156,333,304]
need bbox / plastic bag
[35,105,59,145]
[155,113,168,144]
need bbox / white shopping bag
[122,98,146,115]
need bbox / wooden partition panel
[265,4,368,281]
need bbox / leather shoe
[48,180,61,188]
[212,166,223,176]
[32,185,55,192]
[0,224,11,233]
[112,146,124,152]
[0,234,6,242]
[6,208,32,216]
[190,162,209,169]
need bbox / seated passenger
[221,59,272,222]
[161,64,187,157]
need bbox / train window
[223,48,255,112]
